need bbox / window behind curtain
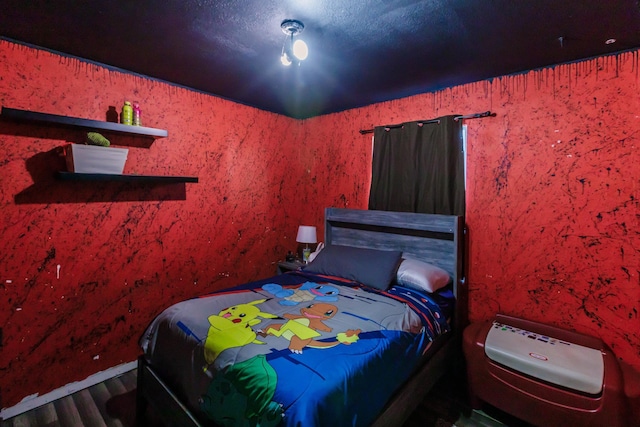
[368,115,465,216]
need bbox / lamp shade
[296,225,317,244]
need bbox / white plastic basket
[65,144,129,174]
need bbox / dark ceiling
[2,1,640,119]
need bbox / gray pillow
[303,245,402,290]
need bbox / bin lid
[485,320,604,395]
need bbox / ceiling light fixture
[280,19,308,66]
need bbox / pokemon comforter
[139,271,453,427]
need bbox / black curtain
[368,115,464,216]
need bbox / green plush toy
[86,132,110,147]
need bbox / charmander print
[259,302,361,353]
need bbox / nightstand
[277,260,304,275]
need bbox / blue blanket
[140,271,452,427]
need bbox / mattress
[139,270,453,427]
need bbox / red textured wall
[1,38,638,410]
[0,40,366,408]
[312,54,638,371]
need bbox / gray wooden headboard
[325,207,467,330]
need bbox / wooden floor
[402,375,528,427]
[1,370,523,427]
[0,370,149,427]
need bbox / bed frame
[137,207,466,427]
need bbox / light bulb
[281,52,292,66]
[293,39,308,61]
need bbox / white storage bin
[65,143,128,174]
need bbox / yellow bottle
[121,101,133,125]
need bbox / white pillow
[396,258,451,293]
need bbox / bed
[136,207,466,427]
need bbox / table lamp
[296,225,317,263]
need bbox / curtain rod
[359,110,496,135]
